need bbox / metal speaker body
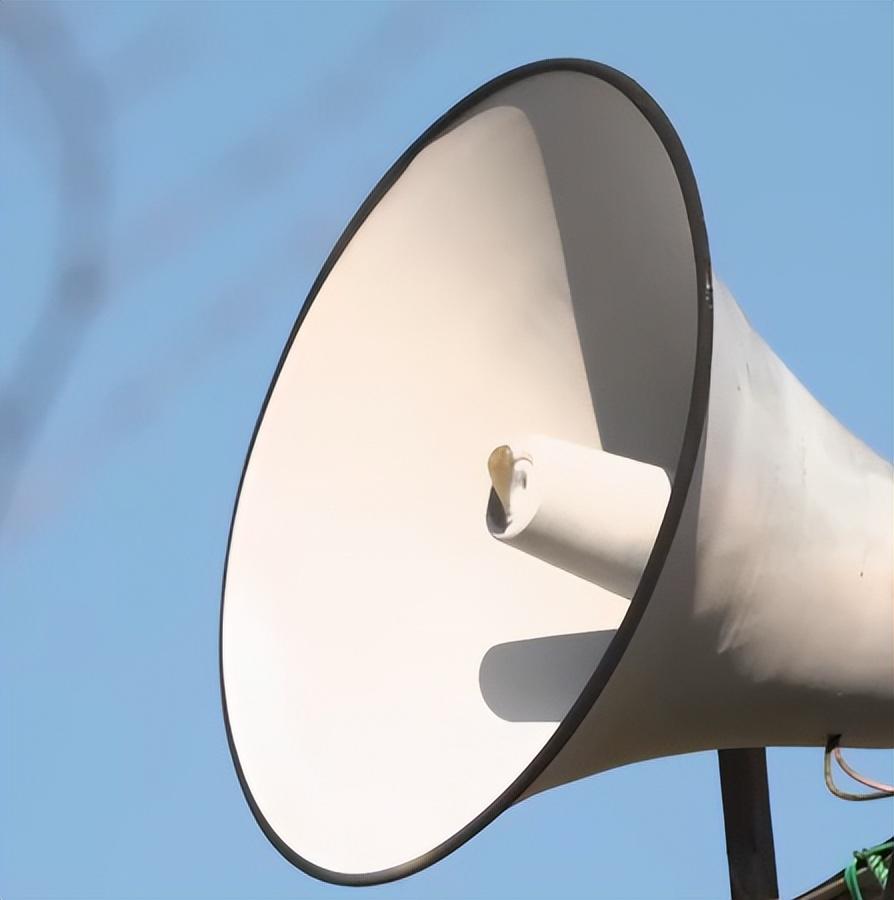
[220,61,893,884]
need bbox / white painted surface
[222,71,694,875]
[224,64,894,877]
[530,279,894,797]
[488,436,671,598]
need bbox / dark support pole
[718,748,780,900]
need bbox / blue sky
[1,2,891,898]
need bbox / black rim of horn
[219,57,714,887]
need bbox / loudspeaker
[219,59,893,885]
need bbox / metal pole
[718,748,780,899]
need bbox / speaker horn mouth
[220,57,713,886]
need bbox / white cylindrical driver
[486,435,671,599]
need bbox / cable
[834,744,894,795]
[843,840,892,900]
[825,735,894,802]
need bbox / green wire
[843,857,863,900]
[843,840,893,900]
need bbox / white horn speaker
[219,60,893,885]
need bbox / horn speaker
[220,60,893,885]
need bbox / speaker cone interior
[221,60,711,884]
